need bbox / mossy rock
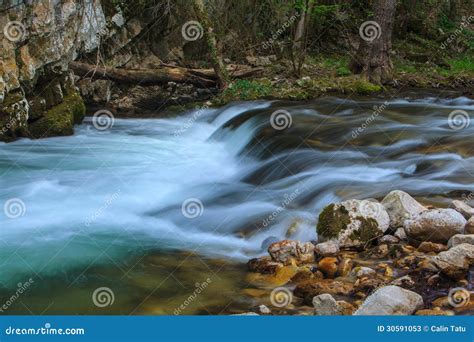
[316,200,389,248]
[27,92,85,138]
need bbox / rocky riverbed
[242,190,474,316]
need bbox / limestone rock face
[404,209,466,243]
[317,199,390,248]
[381,190,426,228]
[354,285,423,315]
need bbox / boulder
[354,285,423,315]
[404,209,466,243]
[314,240,340,256]
[268,240,315,266]
[381,190,426,228]
[317,199,390,248]
[451,200,474,219]
[432,243,474,278]
[447,234,474,248]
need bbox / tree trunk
[291,0,314,76]
[70,62,262,87]
[192,0,229,89]
[349,0,397,84]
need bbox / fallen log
[70,61,216,87]
[70,62,263,88]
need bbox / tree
[349,0,397,84]
[192,0,229,89]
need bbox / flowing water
[0,94,473,314]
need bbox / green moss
[27,92,85,139]
[316,203,350,239]
[214,79,273,104]
[349,216,381,244]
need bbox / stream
[0,94,473,314]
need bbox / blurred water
[0,95,473,290]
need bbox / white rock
[451,200,474,219]
[268,240,315,265]
[312,294,342,315]
[379,235,399,244]
[447,234,474,248]
[353,266,376,278]
[317,199,390,248]
[394,227,407,240]
[354,286,423,315]
[257,305,271,315]
[404,209,466,243]
[315,240,340,256]
[382,190,426,228]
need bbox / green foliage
[216,80,273,103]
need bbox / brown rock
[415,308,454,316]
[268,240,315,265]
[317,257,338,278]
[466,217,474,234]
[417,241,448,253]
[247,256,282,274]
[294,279,354,301]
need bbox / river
[0,94,473,314]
